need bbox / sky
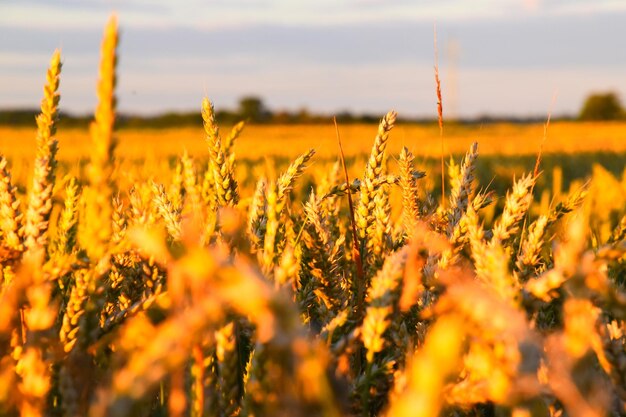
[1,0,625,118]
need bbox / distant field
[3,121,625,200]
[3,121,626,162]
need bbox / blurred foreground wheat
[1,17,625,417]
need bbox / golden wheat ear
[397,146,420,237]
[356,110,396,272]
[202,98,239,207]
[0,156,23,256]
[447,142,478,238]
[80,15,119,261]
[51,176,80,257]
[23,49,62,253]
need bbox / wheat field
[1,16,625,417]
[3,121,626,161]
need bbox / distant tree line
[1,93,624,128]
[0,96,386,129]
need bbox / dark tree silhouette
[579,92,624,121]
[238,96,270,123]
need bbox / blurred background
[1,0,625,122]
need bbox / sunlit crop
[1,16,625,417]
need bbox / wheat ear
[0,156,23,255]
[398,147,420,236]
[52,177,80,256]
[356,111,396,261]
[202,98,239,207]
[79,16,118,261]
[23,50,62,253]
[490,173,535,246]
[447,142,478,237]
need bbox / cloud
[4,14,622,69]
[4,0,626,31]
[541,0,626,14]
